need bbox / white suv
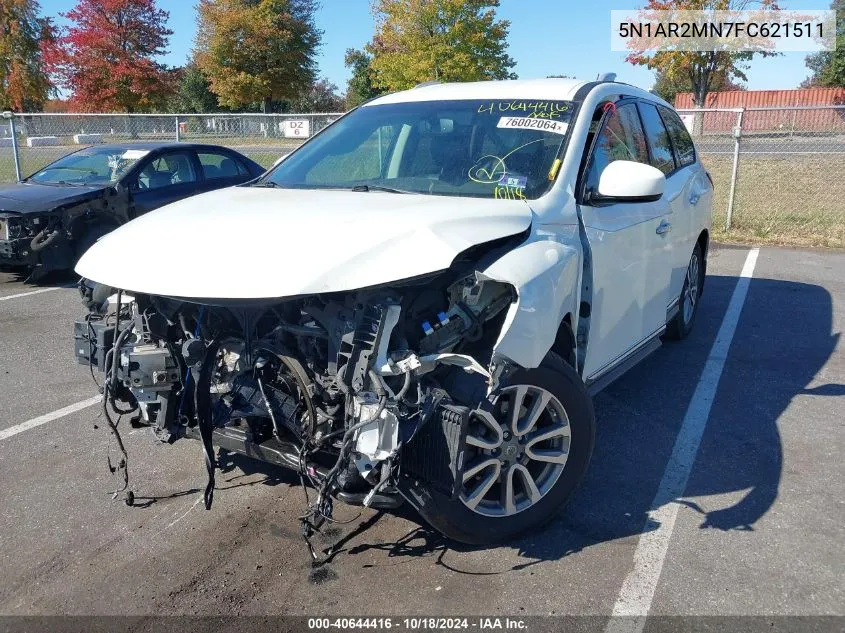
[75,78,712,546]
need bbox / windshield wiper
[351,184,414,194]
[252,180,281,188]
[29,180,82,187]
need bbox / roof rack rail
[596,72,617,82]
[414,80,440,89]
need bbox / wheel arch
[551,313,576,368]
[478,238,581,370]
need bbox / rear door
[196,149,255,192]
[638,100,690,311]
[658,105,712,301]
[130,150,202,215]
[578,101,674,381]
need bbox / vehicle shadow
[323,274,839,571]
[0,267,79,286]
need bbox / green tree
[367,0,516,92]
[802,0,844,87]
[344,48,383,108]
[171,63,220,112]
[626,0,780,108]
[0,0,53,110]
[195,0,321,113]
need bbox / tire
[401,352,595,545]
[666,244,703,340]
[74,223,115,264]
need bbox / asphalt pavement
[0,244,842,628]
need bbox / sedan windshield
[263,99,575,200]
[27,147,148,186]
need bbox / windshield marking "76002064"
[497,117,569,135]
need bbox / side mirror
[595,160,665,203]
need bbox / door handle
[656,220,672,235]
[689,192,701,205]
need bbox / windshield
[262,99,575,200]
[27,147,149,186]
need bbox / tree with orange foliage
[0,0,53,111]
[43,0,175,112]
[626,0,780,108]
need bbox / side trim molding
[585,328,664,396]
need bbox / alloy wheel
[460,385,571,517]
[683,251,700,325]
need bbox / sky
[38,0,827,94]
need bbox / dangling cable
[99,289,133,502]
[191,334,218,510]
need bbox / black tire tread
[666,244,703,341]
[402,353,595,545]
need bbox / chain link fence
[0,112,343,182]
[677,105,845,248]
[1,107,843,247]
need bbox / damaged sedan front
[73,93,596,549]
[2,144,263,281]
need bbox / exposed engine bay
[76,254,527,557]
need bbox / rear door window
[638,102,676,175]
[659,107,696,167]
[197,151,248,180]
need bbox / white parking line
[0,287,61,302]
[607,247,760,633]
[0,396,100,442]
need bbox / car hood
[76,187,533,299]
[0,182,106,214]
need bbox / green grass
[702,153,845,249]
[0,152,50,182]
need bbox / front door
[578,101,673,381]
[131,150,201,216]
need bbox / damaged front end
[0,187,127,280]
[75,249,529,551]
[0,211,69,272]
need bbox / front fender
[479,231,581,369]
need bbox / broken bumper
[0,237,38,267]
[0,215,74,272]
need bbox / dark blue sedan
[0,142,264,281]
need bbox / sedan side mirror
[595,160,665,203]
